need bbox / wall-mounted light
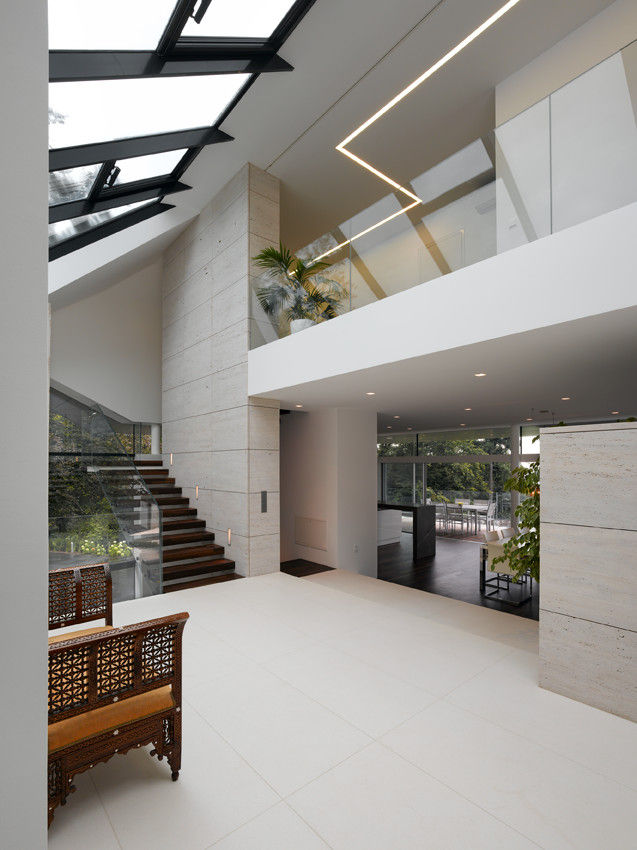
[195,485,199,500]
[169,452,173,466]
[227,528,232,545]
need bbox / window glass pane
[113,149,187,185]
[49,0,179,50]
[377,435,416,457]
[49,200,154,247]
[182,0,296,39]
[384,464,414,504]
[49,75,250,149]
[49,163,101,205]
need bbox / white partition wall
[539,422,637,721]
[280,409,378,576]
[0,1,48,847]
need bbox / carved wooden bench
[47,565,189,827]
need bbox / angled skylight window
[113,150,188,186]
[49,163,101,205]
[182,0,297,39]
[48,0,179,50]
[49,74,250,149]
[49,200,154,247]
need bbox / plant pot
[290,318,315,333]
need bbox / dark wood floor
[378,533,539,620]
[281,559,335,578]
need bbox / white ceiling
[262,307,637,432]
[51,0,616,298]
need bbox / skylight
[48,200,154,247]
[49,164,101,206]
[182,0,297,39]
[49,75,249,149]
[48,0,180,50]
[113,150,188,186]
[46,0,314,259]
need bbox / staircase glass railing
[49,388,163,599]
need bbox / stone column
[161,164,280,576]
[539,421,637,720]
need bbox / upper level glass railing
[49,388,162,600]
[250,39,637,348]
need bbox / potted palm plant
[253,243,346,333]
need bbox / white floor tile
[382,700,637,849]
[447,648,637,791]
[189,665,370,796]
[288,743,537,850]
[48,772,120,850]
[323,615,513,696]
[266,643,437,738]
[208,802,329,849]
[90,705,278,850]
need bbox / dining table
[455,502,489,534]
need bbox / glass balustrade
[250,39,637,348]
[49,388,162,600]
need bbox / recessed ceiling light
[464,407,472,411]
[393,415,400,419]
[460,423,466,427]
[407,427,413,430]
[295,403,303,408]
[365,391,375,396]
[387,426,392,429]
[526,418,533,421]
[561,397,571,401]
[474,372,486,378]
[611,410,619,415]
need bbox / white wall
[0,1,48,847]
[249,200,637,396]
[50,262,163,422]
[495,0,637,124]
[280,409,377,576]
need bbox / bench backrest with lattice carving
[48,613,189,724]
[49,564,112,630]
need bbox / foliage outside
[493,458,540,582]
[253,243,346,330]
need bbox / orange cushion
[48,625,114,645]
[49,685,175,753]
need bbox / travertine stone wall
[161,164,280,576]
[539,421,637,720]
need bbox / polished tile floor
[49,570,637,850]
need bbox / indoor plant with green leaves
[253,243,346,333]
[492,454,540,582]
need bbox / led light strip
[313,0,523,263]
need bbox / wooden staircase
[135,459,240,593]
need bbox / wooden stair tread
[162,518,205,531]
[163,558,235,579]
[163,543,225,563]
[160,507,196,517]
[163,573,242,593]
[162,530,215,546]
[134,459,163,466]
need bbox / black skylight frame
[48,0,317,260]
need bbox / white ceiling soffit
[50,0,615,296]
[256,306,637,432]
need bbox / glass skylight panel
[49,200,154,247]
[113,150,187,186]
[49,163,101,205]
[48,0,179,50]
[182,0,296,39]
[49,75,249,149]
